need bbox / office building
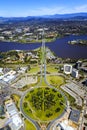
[71,68,79,78]
[5,100,24,130]
[64,64,72,74]
[75,61,82,69]
[69,109,80,123]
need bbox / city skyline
[0,0,87,17]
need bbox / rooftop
[69,109,80,123]
[6,102,17,117]
[5,100,23,130]
[10,114,23,130]
[57,120,75,130]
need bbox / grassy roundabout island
[23,87,66,121]
[47,75,65,87]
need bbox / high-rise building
[71,68,79,78]
[74,61,82,69]
[64,64,72,74]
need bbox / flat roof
[10,114,23,130]
[12,114,22,126]
[0,70,16,83]
[6,103,17,116]
[57,122,74,130]
[0,68,3,73]
[69,109,80,123]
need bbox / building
[71,68,79,78]
[81,67,87,73]
[56,120,75,130]
[46,48,56,60]
[0,105,4,116]
[64,64,72,74]
[69,109,80,123]
[0,36,4,41]
[5,102,18,117]
[15,28,22,33]
[0,70,17,83]
[9,114,23,130]
[17,67,28,73]
[82,79,87,86]
[74,61,82,69]
[0,68,3,74]
[5,100,24,130]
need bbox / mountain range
[42,12,87,18]
[0,12,87,23]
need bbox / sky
[0,0,87,17]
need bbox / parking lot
[12,75,37,88]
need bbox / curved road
[20,91,41,130]
[19,30,68,130]
[43,43,68,130]
[0,31,68,130]
[19,34,45,130]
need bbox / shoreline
[0,38,56,44]
[0,35,87,59]
[68,39,87,46]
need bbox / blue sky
[0,0,87,17]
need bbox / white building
[0,70,16,83]
[0,36,4,40]
[56,120,75,130]
[64,64,72,74]
[0,68,3,74]
[5,100,24,130]
[75,60,82,69]
[71,68,79,78]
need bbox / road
[0,30,68,130]
[20,91,41,130]
[42,42,68,130]
[20,30,67,130]
[19,31,46,130]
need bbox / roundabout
[22,87,66,122]
[20,33,68,130]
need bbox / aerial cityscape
[0,0,87,130]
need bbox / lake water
[0,35,87,59]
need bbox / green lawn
[25,119,36,130]
[46,75,65,88]
[46,65,59,73]
[23,87,66,121]
[62,90,76,107]
[40,77,48,87]
[29,66,40,74]
[11,94,20,110]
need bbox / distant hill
[0,12,87,23]
[42,13,87,19]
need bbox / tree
[55,107,60,112]
[23,102,28,108]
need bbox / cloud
[74,4,87,12]
[1,4,87,17]
[28,6,65,16]
[28,4,87,16]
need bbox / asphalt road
[19,38,45,130]
[43,43,67,130]
[0,33,68,130]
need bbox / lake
[0,35,87,59]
